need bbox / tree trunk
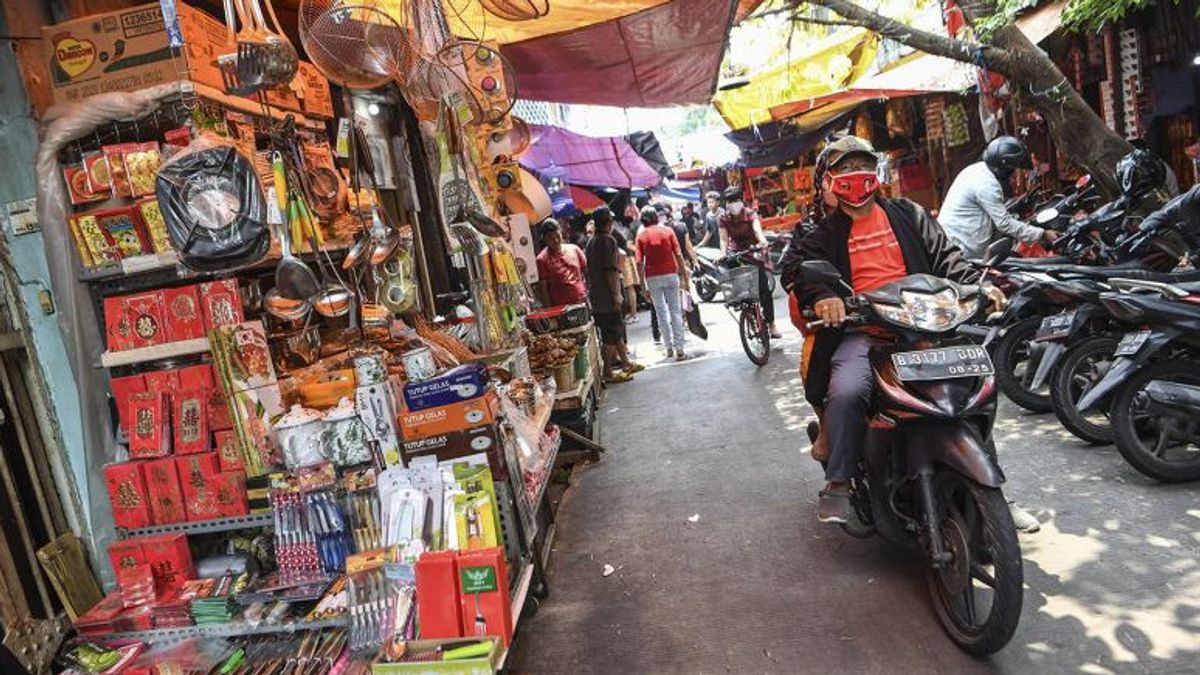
[988,26,1131,196]
[803,0,1134,197]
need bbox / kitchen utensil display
[156,142,270,273]
[275,198,321,301]
[219,0,298,95]
[299,1,417,89]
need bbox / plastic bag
[155,134,270,272]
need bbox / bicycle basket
[720,266,760,303]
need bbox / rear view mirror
[801,260,843,285]
[984,237,1014,267]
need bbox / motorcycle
[1074,277,1200,481]
[798,239,1023,655]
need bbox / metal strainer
[299,1,420,88]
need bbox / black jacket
[781,197,979,407]
[1140,183,1200,246]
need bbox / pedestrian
[698,190,723,248]
[718,185,781,339]
[681,203,704,245]
[535,219,588,307]
[586,207,644,383]
[636,205,690,360]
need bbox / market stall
[27,2,617,673]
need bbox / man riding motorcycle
[782,136,1005,524]
[939,135,1061,258]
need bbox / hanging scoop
[273,160,320,301]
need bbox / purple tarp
[520,125,664,188]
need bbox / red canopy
[569,185,607,212]
[503,0,742,107]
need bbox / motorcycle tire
[739,304,771,366]
[696,278,718,303]
[1049,336,1118,445]
[1111,360,1200,483]
[993,316,1053,413]
[926,473,1023,656]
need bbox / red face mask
[829,171,880,208]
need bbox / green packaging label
[460,565,498,594]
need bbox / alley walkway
[509,295,1200,675]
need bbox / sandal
[622,363,646,373]
[605,371,634,384]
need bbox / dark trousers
[758,265,775,324]
[825,333,875,482]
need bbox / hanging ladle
[351,123,401,265]
[273,152,320,301]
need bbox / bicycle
[719,248,771,366]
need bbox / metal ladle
[275,198,320,301]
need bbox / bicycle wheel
[740,303,770,366]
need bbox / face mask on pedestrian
[728,200,744,216]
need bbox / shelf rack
[100,338,211,369]
[116,512,273,539]
[98,615,347,646]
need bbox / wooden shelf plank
[100,337,210,368]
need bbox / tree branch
[789,14,861,28]
[790,0,1018,76]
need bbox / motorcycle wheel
[739,303,771,366]
[1111,360,1200,483]
[993,316,1053,413]
[926,472,1023,656]
[695,278,718,303]
[1050,336,1118,445]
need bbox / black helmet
[1115,149,1165,199]
[983,135,1032,179]
[639,205,659,224]
[722,186,743,202]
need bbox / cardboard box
[298,61,333,118]
[456,548,512,647]
[137,532,194,593]
[176,452,221,521]
[415,551,463,640]
[109,374,146,433]
[402,424,501,463]
[399,391,500,441]
[162,285,205,342]
[41,3,230,107]
[198,279,244,332]
[104,462,152,530]
[402,364,490,412]
[172,388,209,456]
[128,391,171,459]
[142,457,185,525]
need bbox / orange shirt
[847,204,907,293]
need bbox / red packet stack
[128,391,171,459]
[139,533,194,593]
[143,458,185,525]
[104,463,152,529]
[162,285,205,342]
[215,429,242,472]
[199,280,244,331]
[109,375,146,433]
[107,540,147,578]
[212,471,249,517]
[172,389,209,456]
[73,593,125,636]
[176,453,221,521]
[116,564,156,608]
[416,551,463,639]
[456,547,513,646]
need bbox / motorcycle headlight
[874,289,980,332]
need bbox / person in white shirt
[938,136,1060,258]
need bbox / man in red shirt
[791,137,994,524]
[635,206,690,360]
[536,219,588,307]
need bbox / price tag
[266,187,284,226]
[121,254,162,275]
[5,198,38,235]
[335,119,351,159]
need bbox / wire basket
[720,266,760,303]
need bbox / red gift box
[142,457,186,525]
[118,291,167,350]
[416,551,463,639]
[212,471,248,517]
[138,533,194,594]
[104,463,152,530]
[456,547,512,646]
[209,389,234,431]
[214,429,242,472]
[103,296,134,352]
[109,375,146,434]
[143,369,180,394]
[177,364,215,392]
[199,280,244,332]
[172,389,210,456]
[162,285,205,342]
[128,391,171,459]
[107,540,147,579]
[176,452,221,521]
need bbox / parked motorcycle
[798,240,1023,655]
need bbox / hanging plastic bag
[155,135,270,272]
[681,291,708,340]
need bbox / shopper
[681,203,704,245]
[719,186,780,338]
[699,191,722,248]
[635,206,690,360]
[586,207,644,383]
[535,219,588,307]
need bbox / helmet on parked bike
[1115,149,1165,200]
[983,135,1032,179]
[639,205,659,224]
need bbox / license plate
[1115,330,1151,356]
[1035,311,1075,341]
[892,346,994,381]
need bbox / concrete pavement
[508,293,1200,674]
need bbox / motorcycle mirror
[801,260,843,285]
[1035,208,1060,225]
[984,237,1014,267]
